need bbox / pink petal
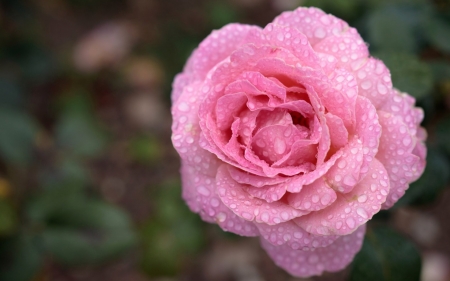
[354,57,393,109]
[215,93,247,130]
[380,89,424,134]
[295,159,389,236]
[216,165,308,225]
[172,82,222,176]
[256,220,339,250]
[285,149,344,193]
[181,164,259,236]
[376,112,424,209]
[172,73,190,103]
[244,183,287,203]
[261,224,366,278]
[287,178,337,211]
[354,96,382,179]
[227,71,287,101]
[228,165,289,187]
[325,138,364,193]
[184,24,261,83]
[247,22,321,68]
[251,124,312,164]
[313,32,369,71]
[326,113,348,150]
[273,7,350,47]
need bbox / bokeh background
[0,0,450,280]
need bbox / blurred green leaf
[423,17,450,54]
[0,76,23,108]
[38,157,90,190]
[366,6,422,53]
[208,1,239,29]
[428,61,450,83]
[350,226,421,281]
[0,107,38,165]
[0,234,43,281]
[0,199,18,236]
[41,201,136,266]
[436,115,450,154]
[375,52,433,99]
[396,148,450,207]
[128,136,163,164]
[20,48,55,83]
[141,180,205,276]
[303,0,361,20]
[56,112,108,158]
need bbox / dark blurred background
[0,0,449,280]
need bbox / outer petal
[313,32,369,71]
[325,138,364,193]
[286,178,337,212]
[376,112,424,208]
[273,7,350,46]
[261,225,366,278]
[183,24,261,83]
[216,165,308,225]
[181,164,259,236]
[294,159,389,236]
[172,82,222,177]
[353,57,393,109]
[256,221,338,250]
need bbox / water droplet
[274,138,286,154]
[242,212,252,220]
[261,212,270,222]
[210,198,220,207]
[356,208,368,219]
[346,217,355,228]
[178,102,189,112]
[338,160,347,169]
[361,80,372,90]
[312,195,319,203]
[216,212,227,222]
[197,186,210,196]
[321,194,331,205]
[358,195,367,203]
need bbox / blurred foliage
[350,226,422,281]
[141,180,205,276]
[0,0,449,280]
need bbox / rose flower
[171,7,426,277]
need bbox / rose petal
[354,57,393,109]
[181,164,259,236]
[285,149,344,193]
[228,165,289,187]
[244,183,287,203]
[325,138,364,193]
[172,82,222,176]
[184,24,261,83]
[215,93,247,130]
[273,7,349,46]
[376,112,424,209]
[380,89,424,134]
[261,225,366,278]
[314,32,368,71]
[256,220,339,250]
[216,165,309,225]
[287,178,337,211]
[326,113,349,150]
[354,96,382,179]
[295,158,389,235]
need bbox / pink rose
[171,7,427,277]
